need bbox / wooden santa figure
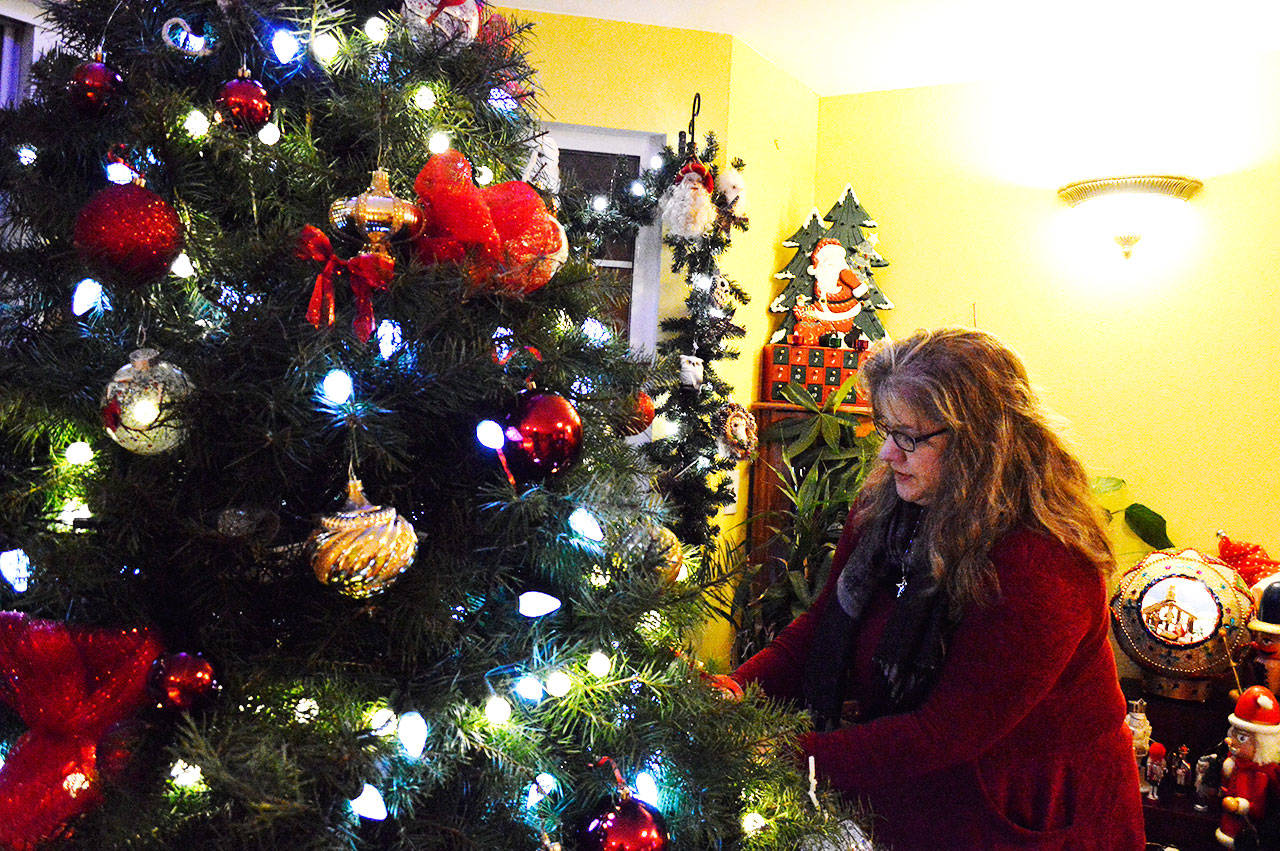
[1249,578,1280,695]
[790,238,873,346]
[1218,685,1280,847]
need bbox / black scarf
[803,502,956,730]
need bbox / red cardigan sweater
[732,515,1145,850]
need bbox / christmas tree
[768,185,893,346]
[0,1,861,848]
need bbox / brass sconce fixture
[1057,175,1203,258]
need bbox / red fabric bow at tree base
[295,225,395,343]
[1219,534,1280,588]
[411,149,567,296]
[0,612,162,851]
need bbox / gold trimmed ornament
[716,402,758,460]
[309,478,418,598]
[621,524,685,585]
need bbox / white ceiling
[500,1,1280,97]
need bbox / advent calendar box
[761,344,871,407]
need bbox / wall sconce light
[1057,175,1203,258]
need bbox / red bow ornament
[295,225,395,343]
[0,612,163,850]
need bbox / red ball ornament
[74,182,184,285]
[578,795,670,851]
[68,53,124,115]
[215,68,272,132]
[504,391,582,479]
[148,652,220,711]
[620,391,655,437]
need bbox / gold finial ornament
[309,478,418,597]
[329,169,425,256]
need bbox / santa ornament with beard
[790,238,872,346]
[659,161,716,238]
[1218,685,1280,848]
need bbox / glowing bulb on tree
[365,705,397,737]
[105,161,137,184]
[310,32,340,65]
[257,122,281,145]
[518,591,562,618]
[484,694,512,725]
[569,507,604,542]
[428,131,451,154]
[475,420,505,450]
[525,772,558,808]
[398,711,427,758]
[64,441,94,465]
[319,369,353,405]
[412,85,436,111]
[170,252,195,278]
[590,194,608,212]
[294,698,319,723]
[630,179,645,197]
[0,549,30,593]
[72,278,107,316]
[514,675,544,702]
[350,784,387,820]
[586,651,611,678]
[363,17,388,42]
[376,319,402,360]
[169,760,205,790]
[183,109,210,138]
[272,30,301,62]
[544,670,572,698]
[58,498,91,530]
[634,771,660,807]
[16,145,36,166]
[475,165,494,186]
[741,812,767,835]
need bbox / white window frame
[0,0,52,107]
[544,122,664,356]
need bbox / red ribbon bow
[295,225,395,343]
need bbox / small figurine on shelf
[1217,685,1280,848]
[1146,740,1167,801]
[1196,751,1223,812]
[1248,577,1280,695]
[1126,698,1153,794]
[1173,744,1194,794]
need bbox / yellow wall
[816,54,1280,563]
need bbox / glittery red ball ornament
[578,795,670,851]
[214,69,272,132]
[620,391,655,437]
[68,53,124,115]
[148,652,220,711]
[73,182,184,285]
[504,391,582,479]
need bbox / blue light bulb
[272,29,302,62]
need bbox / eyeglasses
[873,419,948,453]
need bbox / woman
[732,328,1144,849]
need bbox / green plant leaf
[1124,503,1173,549]
[824,374,859,411]
[1092,476,1125,495]
[783,418,821,461]
[777,381,820,412]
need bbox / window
[1,0,51,107]
[546,123,664,354]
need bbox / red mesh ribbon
[0,612,162,851]
[295,225,395,343]
[1219,534,1280,588]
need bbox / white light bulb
[363,17,388,43]
[586,651,611,678]
[634,771,659,807]
[412,85,436,111]
[58,498,91,530]
[183,109,210,138]
[376,319,402,359]
[105,161,136,184]
[484,694,512,725]
[257,122,281,145]
[569,507,604,542]
[741,812,767,834]
[320,369,353,404]
[588,566,610,588]
[0,549,31,593]
[590,194,608,212]
[170,253,195,278]
[398,711,427,758]
[581,317,611,345]
[475,165,494,186]
[366,706,397,737]
[648,154,665,170]
[514,675,544,702]
[169,759,205,789]
[518,591,562,618]
[311,32,340,65]
[428,131,451,154]
[294,698,319,723]
[525,771,558,807]
[350,783,387,820]
[629,179,645,197]
[129,398,160,426]
[476,419,505,450]
[272,30,301,63]
[488,86,518,112]
[64,441,94,465]
[71,278,106,316]
[17,145,37,166]
[544,670,572,698]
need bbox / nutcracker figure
[1248,578,1280,695]
[1217,685,1280,848]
